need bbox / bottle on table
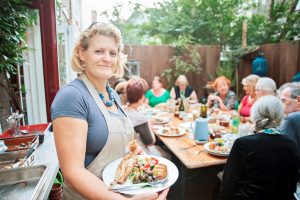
[200,97,207,118]
[179,91,185,119]
[231,102,240,133]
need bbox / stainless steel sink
[0,165,48,200]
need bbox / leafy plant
[162,45,202,89]
[0,0,37,113]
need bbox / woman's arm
[134,122,156,145]
[53,117,128,200]
[190,90,198,101]
[54,117,165,200]
[170,87,176,100]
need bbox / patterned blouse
[213,90,237,110]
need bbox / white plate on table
[102,155,179,195]
[151,117,170,125]
[156,127,186,137]
[203,142,230,157]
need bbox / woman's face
[80,34,118,81]
[178,81,186,91]
[152,79,161,90]
[243,84,254,95]
[216,80,229,96]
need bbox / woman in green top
[145,76,170,107]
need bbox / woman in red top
[238,74,260,122]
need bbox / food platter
[156,127,186,137]
[203,142,230,157]
[102,155,178,195]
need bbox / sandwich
[114,153,138,184]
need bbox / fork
[111,178,169,192]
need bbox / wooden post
[242,20,247,49]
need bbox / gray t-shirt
[51,78,125,167]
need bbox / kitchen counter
[34,132,59,200]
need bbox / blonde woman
[51,22,168,200]
[238,74,260,122]
[170,75,198,101]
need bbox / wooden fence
[124,45,221,97]
[238,40,300,96]
[124,41,300,99]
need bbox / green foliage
[0,0,37,74]
[0,0,37,113]
[161,46,202,89]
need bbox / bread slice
[153,163,168,180]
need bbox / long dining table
[152,116,227,200]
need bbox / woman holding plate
[51,22,168,200]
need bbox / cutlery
[111,178,169,191]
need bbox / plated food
[156,127,185,137]
[151,116,169,124]
[103,155,179,195]
[204,138,230,157]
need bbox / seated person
[170,75,198,101]
[238,74,260,122]
[124,77,170,158]
[207,76,237,111]
[255,77,277,98]
[113,78,128,105]
[216,95,300,200]
[145,76,170,107]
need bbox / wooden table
[152,117,227,200]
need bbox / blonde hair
[242,74,260,87]
[71,22,127,77]
[175,75,189,86]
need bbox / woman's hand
[132,188,169,200]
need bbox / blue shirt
[51,78,125,167]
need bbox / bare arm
[170,87,176,100]
[190,91,198,101]
[53,117,128,200]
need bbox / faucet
[7,111,24,136]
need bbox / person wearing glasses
[51,22,168,200]
[255,77,277,98]
[217,95,300,200]
[238,74,260,122]
[279,82,300,199]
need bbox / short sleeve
[145,90,152,99]
[51,85,88,121]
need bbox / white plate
[102,155,179,195]
[203,142,230,157]
[156,127,186,137]
[223,133,238,142]
[151,117,169,124]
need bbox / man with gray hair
[279,82,300,199]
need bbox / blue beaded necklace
[97,83,115,107]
